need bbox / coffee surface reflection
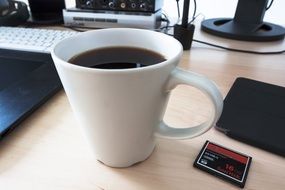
[69,46,166,69]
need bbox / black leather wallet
[216,77,285,157]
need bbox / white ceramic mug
[51,28,223,167]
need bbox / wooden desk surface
[0,23,285,190]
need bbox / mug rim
[51,28,183,73]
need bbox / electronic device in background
[201,0,285,41]
[27,0,65,24]
[0,26,78,53]
[63,8,161,29]
[216,77,285,157]
[0,49,62,139]
[0,0,29,26]
[75,0,163,13]
[65,0,164,29]
[0,26,78,139]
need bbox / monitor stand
[201,0,285,41]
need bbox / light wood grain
[1,4,285,189]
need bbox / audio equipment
[63,8,161,29]
[75,0,163,13]
[0,0,29,26]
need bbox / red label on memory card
[207,143,248,164]
[194,141,252,188]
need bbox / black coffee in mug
[69,46,166,69]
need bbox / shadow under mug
[51,28,223,167]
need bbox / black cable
[65,26,91,32]
[159,12,171,32]
[266,0,274,10]
[161,12,170,23]
[176,0,180,18]
[193,39,285,55]
[188,0,197,24]
[192,0,197,22]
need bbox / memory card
[193,141,252,188]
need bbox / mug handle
[155,68,223,140]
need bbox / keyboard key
[0,26,78,53]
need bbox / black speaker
[0,0,29,26]
[28,0,65,24]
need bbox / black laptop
[0,49,62,138]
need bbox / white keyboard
[0,27,78,53]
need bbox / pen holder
[174,24,195,50]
